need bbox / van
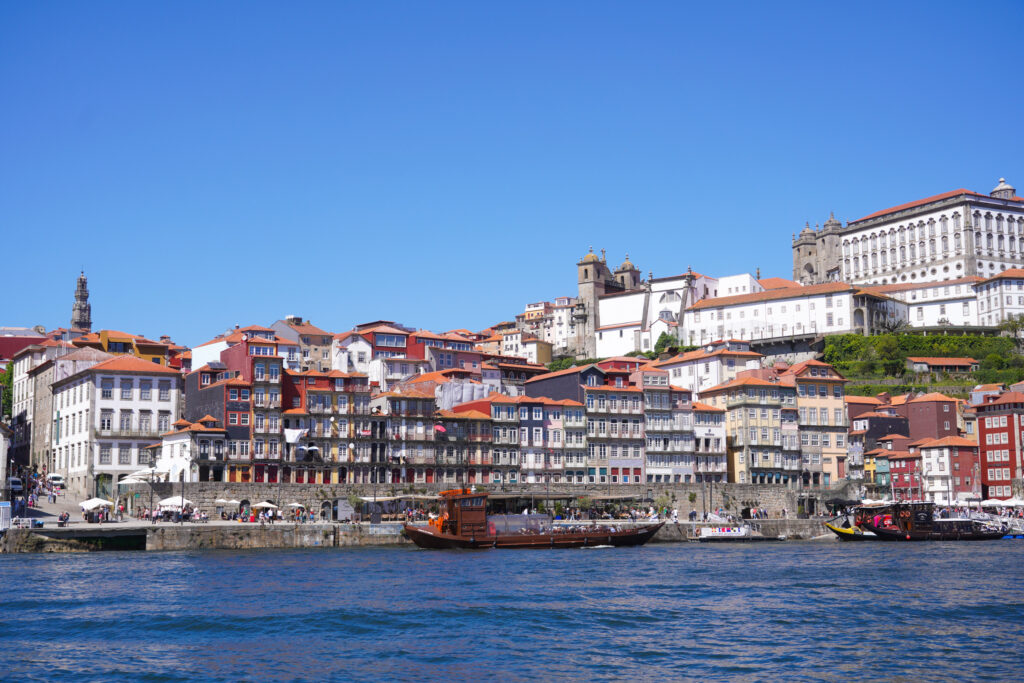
[7,477,23,494]
[47,474,65,490]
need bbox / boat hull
[860,521,1004,541]
[403,522,664,549]
[824,521,878,542]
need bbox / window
[118,443,132,465]
[120,381,133,399]
[140,381,152,400]
[158,381,171,401]
[101,380,113,399]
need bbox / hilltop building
[794,178,1024,287]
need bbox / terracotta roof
[703,376,786,393]
[918,436,978,449]
[688,282,852,311]
[909,392,956,403]
[979,391,1024,407]
[197,414,219,423]
[907,438,933,447]
[906,357,977,366]
[848,429,867,436]
[860,276,984,295]
[845,396,883,405]
[974,384,1005,391]
[85,355,181,374]
[979,268,1024,284]
[287,321,331,336]
[850,188,1007,224]
[364,325,409,336]
[886,450,919,460]
[172,418,191,428]
[692,401,724,412]
[650,347,760,367]
[854,411,905,419]
[877,433,910,441]
[757,277,801,290]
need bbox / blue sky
[2,2,1022,347]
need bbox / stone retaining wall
[118,480,858,519]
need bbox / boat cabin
[436,489,488,537]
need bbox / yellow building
[780,360,849,487]
[702,376,802,487]
[72,329,171,365]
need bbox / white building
[974,268,1024,327]
[797,178,1024,288]
[692,402,728,482]
[9,339,71,465]
[332,332,373,374]
[862,276,983,328]
[51,355,183,499]
[651,340,763,397]
[682,282,907,346]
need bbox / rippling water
[2,542,1022,681]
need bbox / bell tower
[71,271,92,332]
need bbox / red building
[889,451,922,501]
[896,392,959,442]
[972,391,1024,499]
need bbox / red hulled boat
[403,489,664,549]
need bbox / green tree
[999,314,1024,352]
[0,367,12,421]
[653,332,677,356]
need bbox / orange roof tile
[918,436,978,448]
[906,357,977,366]
[757,277,801,290]
[979,268,1024,284]
[909,392,956,403]
[692,401,724,412]
[86,356,181,374]
[851,188,1002,224]
[688,282,852,311]
[844,396,883,405]
[877,434,909,441]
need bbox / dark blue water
[2,542,1022,681]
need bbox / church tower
[71,271,92,332]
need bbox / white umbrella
[227,499,241,505]
[287,502,306,508]
[158,496,194,509]
[214,498,229,504]
[80,497,114,510]
[251,501,278,509]
[1002,496,1024,507]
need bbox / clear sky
[2,2,1021,347]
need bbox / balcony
[93,428,162,440]
[253,398,281,409]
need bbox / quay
[1,517,828,553]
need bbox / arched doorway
[94,473,113,500]
[320,500,333,521]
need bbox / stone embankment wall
[119,480,857,518]
[146,523,410,551]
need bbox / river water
[1,541,1022,681]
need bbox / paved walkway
[18,491,355,530]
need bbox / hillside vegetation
[823,333,1024,392]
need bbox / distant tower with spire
[71,271,92,332]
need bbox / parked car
[47,474,65,490]
[7,477,24,494]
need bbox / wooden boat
[859,502,1004,541]
[403,489,664,549]
[695,525,785,543]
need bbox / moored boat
[859,502,1004,541]
[695,525,785,543]
[402,489,664,550]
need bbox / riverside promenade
[1,492,829,553]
